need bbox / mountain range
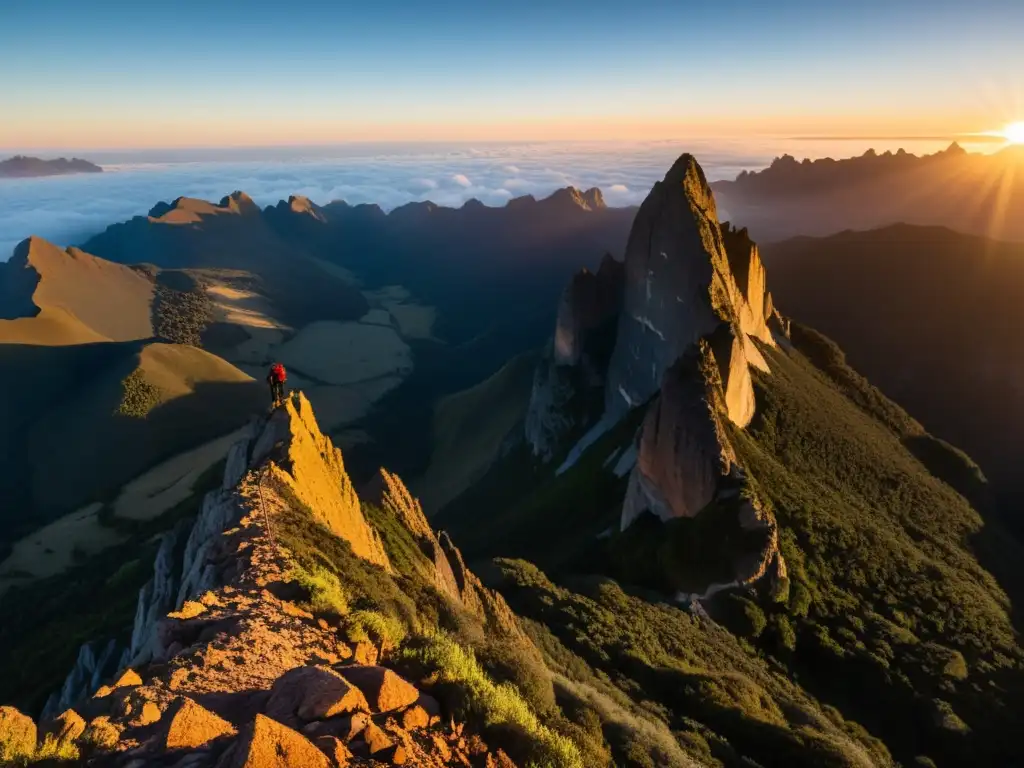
[713,142,1024,242]
[0,149,1022,767]
[0,156,103,178]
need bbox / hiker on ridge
[267,362,287,407]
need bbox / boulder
[313,734,352,766]
[399,703,430,731]
[265,666,369,727]
[133,701,163,727]
[113,669,143,689]
[303,711,369,743]
[0,707,36,764]
[351,642,378,667]
[355,720,393,755]
[335,667,418,713]
[218,713,330,768]
[164,697,236,750]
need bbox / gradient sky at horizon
[2,0,1023,149]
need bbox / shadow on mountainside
[0,339,264,542]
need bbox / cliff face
[525,152,787,598]
[252,395,390,570]
[603,155,775,422]
[23,393,521,767]
[620,351,735,529]
[525,254,624,459]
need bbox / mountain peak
[285,194,326,220]
[601,152,770,420]
[542,186,605,211]
[661,153,716,218]
[219,190,260,215]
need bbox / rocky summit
[0,393,522,767]
[525,153,785,571]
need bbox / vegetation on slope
[114,368,163,418]
[491,558,890,768]
[721,331,1024,766]
[439,318,1024,765]
[0,459,225,714]
[271,479,588,767]
[151,271,214,347]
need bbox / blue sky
[2,0,1023,148]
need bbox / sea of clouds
[0,137,969,260]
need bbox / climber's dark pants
[269,379,286,406]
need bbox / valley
[0,149,1021,768]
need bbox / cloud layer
[0,137,965,260]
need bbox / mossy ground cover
[723,333,1024,766]
[438,325,1024,766]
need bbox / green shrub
[115,369,162,418]
[476,638,557,716]
[718,595,767,639]
[400,632,583,768]
[788,581,812,618]
[343,610,406,650]
[32,733,80,762]
[152,279,213,347]
[292,565,350,618]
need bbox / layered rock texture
[15,393,520,766]
[525,153,788,598]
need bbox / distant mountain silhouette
[0,155,102,178]
[713,143,1024,242]
[762,223,1024,528]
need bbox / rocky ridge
[524,153,789,600]
[10,393,519,766]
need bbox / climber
[267,362,287,407]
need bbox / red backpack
[270,363,286,382]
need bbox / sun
[1003,121,1024,144]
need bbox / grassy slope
[441,328,1024,766]
[25,342,264,516]
[436,404,646,573]
[413,351,537,514]
[760,224,1024,527]
[723,333,1024,766]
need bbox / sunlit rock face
[603,155,775,422]
[620,352,734,530]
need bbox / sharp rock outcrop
[527,152,788,601]
[22,391,523,766]
[603,154,775,423]
[525,253,625,459]
[370,468,525,639]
